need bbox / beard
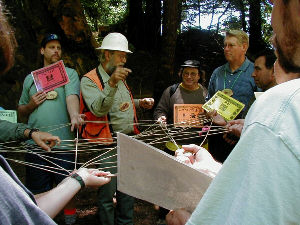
[274,2,300,73]
[49,54,61,64]
[106,64,116,75]
[275,38,300,73]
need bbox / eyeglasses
[182,72,198,78]
[113,52,128,60]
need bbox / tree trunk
[145,0,161,52]
[153,0,181,104]
[248,0,265,54]
[1,0,98,109]
[127,0,145,50]
[160,0,181,80]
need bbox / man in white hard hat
[80,32,154,225]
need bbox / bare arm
[66,94,85,131]
[18,91,47,119]
[35,168,111,218]
[24,129,61,151]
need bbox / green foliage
[80,0,273,49]
[261,2,273,46]
[81,0,127,32]
[222,16,244,30]
[180,0,272,46]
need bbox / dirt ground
[53,188,160,225]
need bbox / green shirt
[18,67,80,144]
[80,64,138,134]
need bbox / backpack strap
[169,83,180,97]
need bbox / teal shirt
[81,64,138,134]
[18,67,80,144]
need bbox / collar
[225,57,251,74]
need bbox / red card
[31,60,69,92]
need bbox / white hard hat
[96,32,132,53]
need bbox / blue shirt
[206,58,258,115]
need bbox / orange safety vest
[80,68,139,144]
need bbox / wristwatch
[70,173,85,188]
[28,128,39,139]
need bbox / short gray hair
[225,30,249,46]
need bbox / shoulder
[65,67,78,76]
[81,75,95,85]
[83,68,98,79]
[22,74,34,87]
[246,79,300,129]
[24,73,33,81]
[244,58,254,70]
[167,83,180,95]
[212,65,225,75]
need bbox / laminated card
[173,104,204,127]
[202,91,245,120]
[31,60,69,92]
[117,133,213,212]
[0,110,17,123]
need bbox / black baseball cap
[41,34,61,47]
[181,60,200,68]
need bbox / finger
[95,171,111,177]
[207,109,217,118]
[47,141,56,149]
[122,68,132,73]
[53,136,61,146]
[37,141,51,152]
[70,123,75,132]
[182,144,199,154]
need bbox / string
[223,69,243,90]
[1,119,229,174]
[159,122,180,149]
[74,127,79,170]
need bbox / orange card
[31,60,69,92]
[173,104,204,127]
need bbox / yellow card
[173,104,204,127]
[0,110,17,123]
[202,91,245,120]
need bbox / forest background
[1,1,273,223]
[1,0,272,112]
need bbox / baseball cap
[41,34,61,47]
